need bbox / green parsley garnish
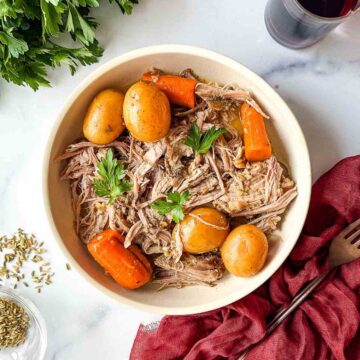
[151,191,190,224]
[185,124,227,154]
[93,149,132,204]
[0,0,138,90]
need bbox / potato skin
[83,89,125,144]
[179,208,229,254]
[221,224,268,277]
[123,81,171,142]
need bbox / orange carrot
[87,229,152,289]
[142,72,197,108]
[240,103,272,162]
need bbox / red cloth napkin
[131,156,360,360]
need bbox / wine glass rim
[293,0,356,22]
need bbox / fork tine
[348,228,360,244]
[341,218,360,238]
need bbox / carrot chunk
[240,103,272,162]
[142,72,197,108]
[87,229,152,289]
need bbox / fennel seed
[0,297,29,349]
[0,229,54,292]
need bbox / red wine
[298,0,356,17]
[265,0,357,49]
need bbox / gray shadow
[304,13,360,62]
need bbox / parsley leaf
[185,124,227,154]
[151,191,190,224]
[92,149,132,204]
[0,31,28,58]
[110,0,139,14]
[39,0,64,37]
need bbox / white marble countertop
[0,1,359,359]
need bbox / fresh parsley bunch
[0,0,138,90]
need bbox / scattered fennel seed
[0,229,54,293]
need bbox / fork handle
[265,271,329,335]
[237,271,329,360]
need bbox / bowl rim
[43,44,311,315]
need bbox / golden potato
[123,81,171,142]
[178,208,229,254]
[221,224,268,277]
[83,89,125,144]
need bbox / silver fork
[238,218,360,360]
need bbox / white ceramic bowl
[44,45,311,315]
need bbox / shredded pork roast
[58,71,297,289]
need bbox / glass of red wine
[265,0,359,48]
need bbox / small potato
[178,208,229,254]
[83,89,125,145]
[123,81,171,142]
[221,224,268,277]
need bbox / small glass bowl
[0,287,47,360]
